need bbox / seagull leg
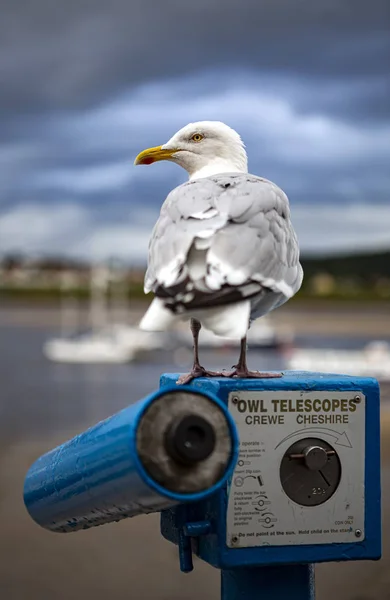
[222,337,282,379]
[176,318,223,385]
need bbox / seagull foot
[176,366,225,385]
[221,367,283,379]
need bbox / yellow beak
[133,145,178,166]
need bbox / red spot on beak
[142,157,155,165]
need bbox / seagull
[134,121,303,384]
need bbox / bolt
[232,396,239,405]
[354,395,361,403]
[355,529,362,538]
[303,445,328,471]
[231,535,239,545]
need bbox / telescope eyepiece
[137,389,233,494]
[165,415,216,465]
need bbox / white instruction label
[226,390,365,547]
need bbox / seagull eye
[191,133,203,142]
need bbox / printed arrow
[275,427,352,450]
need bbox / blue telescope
[24,372,382,600]
[24,385,239,533]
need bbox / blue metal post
[221,564,315,600]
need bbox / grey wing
[144,177,227,293]
[144,173,303,313]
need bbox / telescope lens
[165,415,216,465]
[137,390,232,493]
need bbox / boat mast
[59,270,79,338]
[89,263,110,333]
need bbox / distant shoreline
[1,291,390,305]
[1,299,390,337]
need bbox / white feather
[195,301,250,339]
[139,298,178,331]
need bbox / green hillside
[301,250,390,280]
[1,249,390,302]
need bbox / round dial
[280,437,341,506]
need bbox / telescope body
[24,386,238,533]
[23,372,382,600]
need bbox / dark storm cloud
[0,0,389,260]
[2,69,389,214]
[0,0,389,116]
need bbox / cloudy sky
[1,0,389,263]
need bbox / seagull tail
[197,300,250,339]
[139,297,251,340]
[139,298,178,331]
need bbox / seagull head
[134,121,248,180]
